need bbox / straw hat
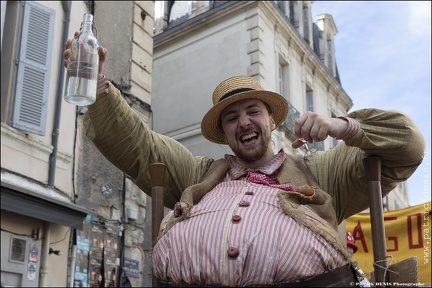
[201,76,288,144]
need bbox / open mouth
[240,132,258,144]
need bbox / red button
[245,191,254,195]
[232,215,242,222]
[239,200,250,207]
[227,246,239,257]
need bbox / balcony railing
[281,103,300,138]
[309,140,325,152]
[280,102,325,152]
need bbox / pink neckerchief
[245,171,294,191]
[225,150,294,192]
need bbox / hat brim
[201,90,288,144]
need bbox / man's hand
[292,111,349,149]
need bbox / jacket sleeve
[305,108,425,223]
[82,81,214,208]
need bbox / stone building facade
[1,1,154,286]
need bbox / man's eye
[249,110,260,115]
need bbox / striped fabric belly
[152,180,347,286]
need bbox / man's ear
[270,116,276,130]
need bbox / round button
[239,200,250,207]
[232,215,242,222]
[227,246,239,257]
[245,191,254,195]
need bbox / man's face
[220,99,276,167]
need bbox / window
[289,1,294,23]
[278,56,290,100]
[191,1,208,11]
[169,1,190,22]
[278,64,284,95]
[302,4,311,44]
[327,39,334,76]
[277,1,287,16]
[279,58,297,137]
[306,87,314,112]
[289,1,300,28]
[1,1,55,135]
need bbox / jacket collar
[225,149,286,179]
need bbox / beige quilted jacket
[83,82,425,230]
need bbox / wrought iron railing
[281,104,300,138]
[309,140,324,151]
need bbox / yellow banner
[346,202,431,284]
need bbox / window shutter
[12,2,55,135]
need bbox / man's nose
[238,115,251,129]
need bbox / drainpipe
[69,244,77,287]
[119,173,127,285]
[39,221,52,287]
[48,1,71,188]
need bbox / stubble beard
[231,136,270,164]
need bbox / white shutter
[12,2,55,135]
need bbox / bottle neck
[81,21,94,34]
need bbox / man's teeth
[241,132,257,141]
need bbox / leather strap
[158,263,359,287]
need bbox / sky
[311,1,431,206]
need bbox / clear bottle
[64,13,99,106]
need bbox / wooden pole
[363,156,387,286]
[148,162,166,287]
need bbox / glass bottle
[64,13,99,106]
